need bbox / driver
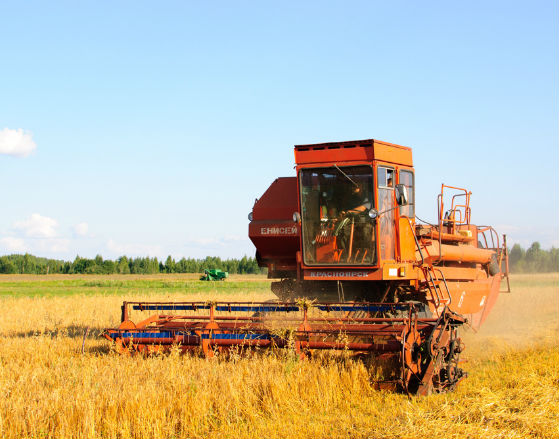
[339,184,371,216]
[336,183,374,263]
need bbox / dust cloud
[461,273,558,358]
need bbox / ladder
[421,265,452,314]
[403,216,452,314]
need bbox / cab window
[399,170,415,217]
[377,167,394,188]
[299,166,376,265]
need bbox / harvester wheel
[401,328,422,393]
[416,319,466,395]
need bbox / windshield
[299,165,376,266]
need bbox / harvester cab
[295,143,413,269]
[104,138,509,396]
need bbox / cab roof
[294,138,413,167]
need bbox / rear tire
[488,253,500,276]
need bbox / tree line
[0,242,556,275]
[0,254,264,275]
[508,242,558,273]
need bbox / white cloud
[107,239,162,257]
[0,235,70,256]
[187,237,221,246]
[73,222,89,237]
[14,213,58,238]
[0,128,36,157]
[43,239,70,253]
[494,224,521,234]
[0,214,73,256]
[497,224,559,249]
[0,237,27,253]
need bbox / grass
[0,273,272,298]
[0,273,556,438]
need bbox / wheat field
[0,273,557,438]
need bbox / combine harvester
[200,269,228,281]
[104,138,509,395]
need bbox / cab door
[377,166,395,260]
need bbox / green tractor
[200,269,228,281]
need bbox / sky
[0,0,557,261]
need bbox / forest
[0,242,555,275]
[0,254,262,275]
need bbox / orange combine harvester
[105,138,510,395]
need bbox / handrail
[433,268,452,305]
[477,226,501,250]
[403,213,453,310]
[423,266,442,306]
[438,184,472,229]
[403,216,424,265]
[501,234,511,293]
[436,193,443,263]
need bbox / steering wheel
[333,213,355,236]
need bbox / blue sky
[0,0,557,260]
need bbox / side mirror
[293,212,301,224]
[395,184,409,206]
[368,208,379,220]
